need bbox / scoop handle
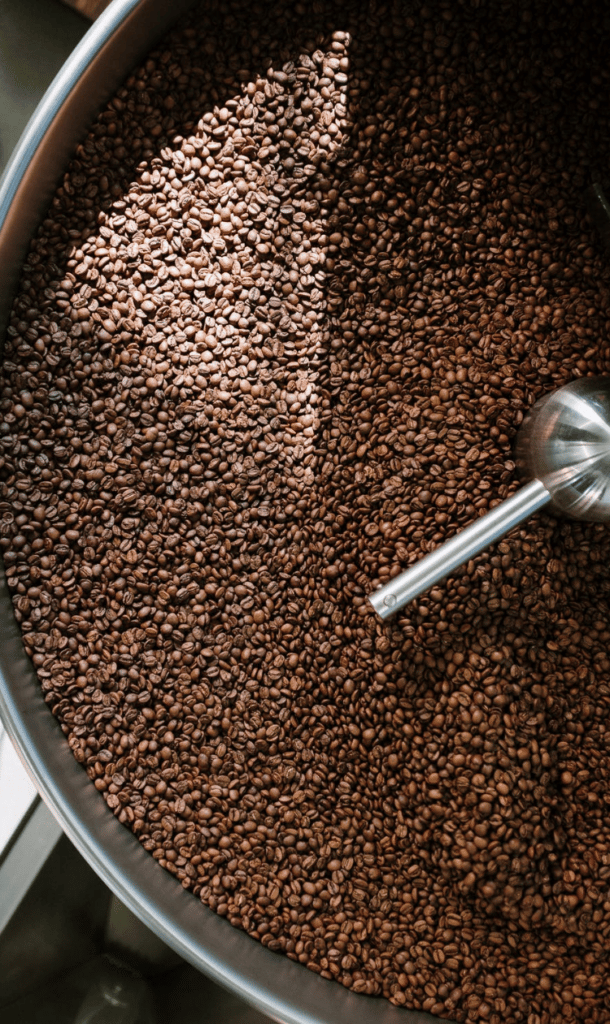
[368,478,550,620]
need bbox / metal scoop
[368,376,610,620]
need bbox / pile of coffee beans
[3,0,610,1020]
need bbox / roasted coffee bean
[2,0,610,1021]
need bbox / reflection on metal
[369,376,610,618]
[587,181,610,250]
[515,377,610,520]
[369,479,550,620]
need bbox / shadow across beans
[2,1,610,1022]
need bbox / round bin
[0,2,445,1022]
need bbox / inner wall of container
[0,0,194,338]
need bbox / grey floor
[0,0,89,174]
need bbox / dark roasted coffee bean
[2,1,610,1021]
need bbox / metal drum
[0,2,444,1022]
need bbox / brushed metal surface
[369,376,610,618]
[516,375,610,520]
[369,478,550,620]
[0,2,452,1022]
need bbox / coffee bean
[2,0,610,1021]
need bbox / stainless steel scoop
[368,376,610,620]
